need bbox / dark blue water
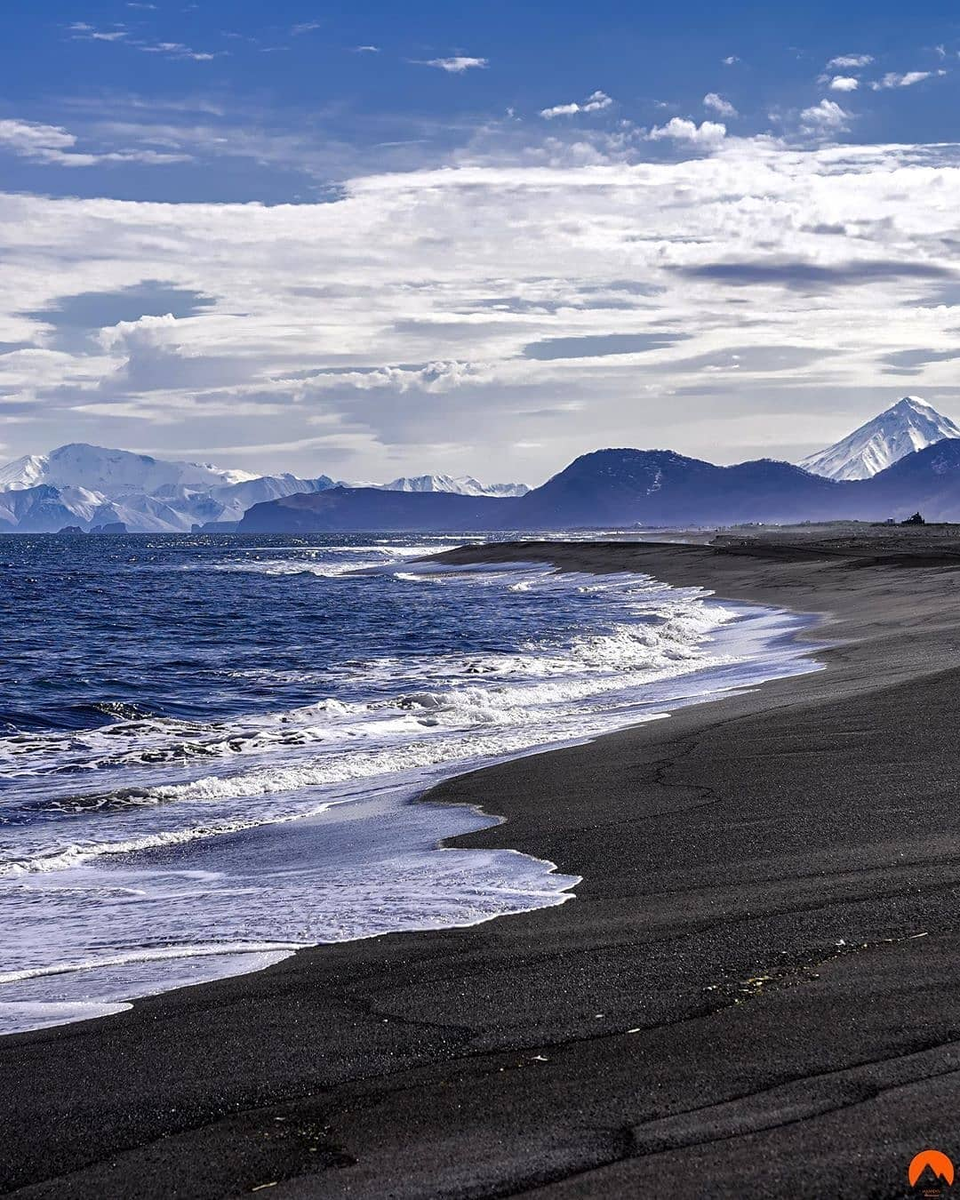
[0,533,546,734]
[0,533,820,1034]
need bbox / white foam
[0,1001,132,1036]
[0,553,821,1036]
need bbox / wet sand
[4,537,960,1199]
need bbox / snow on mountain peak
[381,474,529,497]
[0,442,527,530]
[798,396,960,481]
[0,443,256,494]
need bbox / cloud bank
[3,137,960,478]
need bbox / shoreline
[5,537,960,1197]
[0,555,814,1040]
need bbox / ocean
[0,533,820,1035]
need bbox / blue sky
[2,1,960,482]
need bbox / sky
[3,1,960,485]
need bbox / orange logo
[909,1150,955,1189]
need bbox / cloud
[523,332,684,359]
[827,54,873,69]
[722,55,739,66]
[354,45,380,53]
[136,41,221,62]
[68,24,221,61]
[26,284,214,351]
[646,117,726,147]
[68,23,128,43]
[6,139,960,475]
[291,21,321,35]
[0,118,190,166]
[540,91,614,119]
[882,347,960,373]
[703,92,737,117]
[800,98,850,132]
[829,76,859,92]
[421,56,487,73]
[676,259,952,289]
[870,71,934,89]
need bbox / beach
[4,535,960,1199]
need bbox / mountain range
[0,445,527,533]
[380,475,528,497]
[238,436,960,532]
[4,396,960,533]
[237,396,960,532]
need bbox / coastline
[0,551,812,1038]
[5,538,960,1197]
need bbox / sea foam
[0,541,820,1034]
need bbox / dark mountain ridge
[236,440,960,533]
[238,486,507,533]
[511,448,850,528]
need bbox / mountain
[12,419,960,535]
[798,396,960,481]
[0,443,256,494]
[510,448,849,528]
[381,474,529,497]
[235,438,960,531]
[238,451,855,533]
[861,438,960,521]
[238,487,509,533]
[205,474,335,523]
[0,443,524,532]
[0,444,337,533]
[0,485,80,533]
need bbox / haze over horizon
[4,1,960,481]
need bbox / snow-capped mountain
[0,443,256,495]
[382,474,529,497]
[798,396,960,481]
[0,443,525,531]
[0,444,337,533]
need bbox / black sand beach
[5,536,960,1198]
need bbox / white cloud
[0,118,190,166]
[800,99,850,132]
[422,56,487,73]
[68,24,220,61]
[6,138,960,476]
[646,117,726,147]
[354,45,380,53]
[539,103,579,118]
[291,21,321,35]
[540,91,614,119]
[703,92,737,117]
[829,76,859,92]
[136,41,220,62]
[0,120,79,163]
[722,55,739,66]
[827,54,873,69]
[870,71,933,89]
[68,23,128,42]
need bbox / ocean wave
[0,802,335,876]
[0,539,823,1038]
[0,940,306,985]
[0,616,733,788]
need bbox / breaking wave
[0,535,820,1034]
